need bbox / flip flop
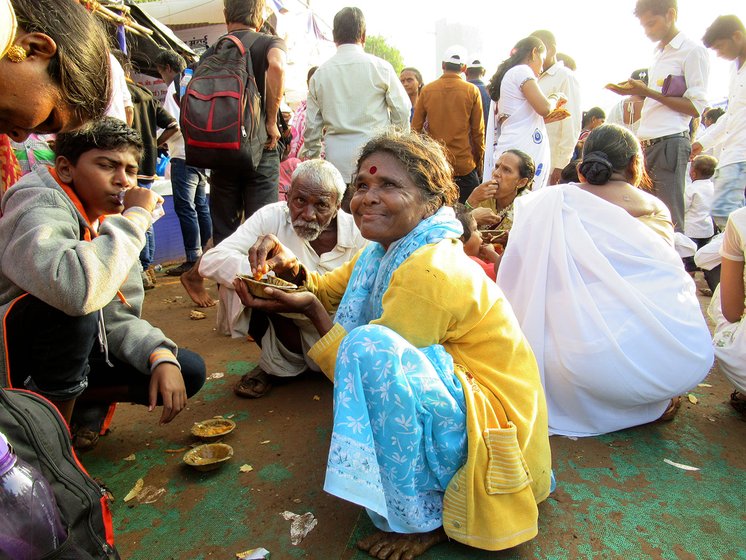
[71,426,100,452]
[233,367,272,398]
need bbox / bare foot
[180,265,216,307]
[357,528,447,560]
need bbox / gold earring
[6,45,27,63]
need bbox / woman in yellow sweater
[233,131,551,559]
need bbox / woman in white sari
[498,124,714,437]
[483,36,568,191]
[708,207,746,415]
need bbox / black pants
[4,295,206,405]
[209,147,280,244]
[683,236,721,291]
[454,168,480,203]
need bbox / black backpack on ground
[0,388,120,559]
[180,32,264,172]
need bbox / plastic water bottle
[0,431,67,559]
[179,67,193,99]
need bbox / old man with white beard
[199,159,367,398]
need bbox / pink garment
[288,101,307,160]
[289,100,324,160]
[469,255,496,281]
[278,157,301,201]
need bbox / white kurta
[199,202,367,375]
[497,185,713,436]
[300,44,411,183]
[538,61,581,172]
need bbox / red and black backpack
[180,32,264,172]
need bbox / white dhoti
[217,284,322,377]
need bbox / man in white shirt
[531,30,582,186]
[692,15,746,228]
[300,7,410,188]
[199,160,367,398]
[609,0,710,232]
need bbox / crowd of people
[0,0,744,557]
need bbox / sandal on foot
[657,396,682,423]
[233,367,272,398]
[71,427,100,452]
[730,391,746,416]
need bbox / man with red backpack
[197,0,287,245]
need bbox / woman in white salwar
[483,36,568,191]
[498,124,714,437]
[233,131,551,559]
[708,207,746,416]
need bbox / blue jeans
[170,158,212,262]
[711,161,746,226]
[209,147,280,244]
[137,179,155,270]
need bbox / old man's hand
[248,234,301,280]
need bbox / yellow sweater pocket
[484,423,532,494]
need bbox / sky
[305,0,744,113]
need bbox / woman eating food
[233,130,551,559]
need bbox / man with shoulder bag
[184,0,287,245]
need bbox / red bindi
[369,166,377,174]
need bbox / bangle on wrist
[465,200,474,211]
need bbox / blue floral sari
[323,207,469,533]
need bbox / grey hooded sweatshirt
[0,166,178,383]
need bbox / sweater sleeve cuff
[307,322,347,382]
[149,347,181,372]
[122,206,153,232]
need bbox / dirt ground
[82,271,746,560]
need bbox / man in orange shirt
[413,45,485,202]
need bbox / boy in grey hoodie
[0,118,205,449]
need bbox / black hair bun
[579,151,613,185]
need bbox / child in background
[684,155,718,275]
[455,203,501,281]
[573,107,606,159]
[0,118,206,450]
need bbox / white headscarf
[1,0,17,59]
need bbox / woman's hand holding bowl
[232,277,334,337]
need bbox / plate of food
[545,107,571,121]
[191,418,236,440]
[236,274,306,299]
